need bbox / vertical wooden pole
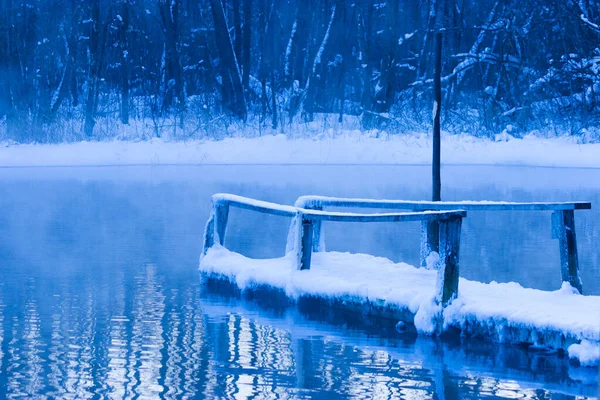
[420,220,429,268]
[202,207,217,256]
[552,210,583,293]
[432,32,442,203]
[427,32,443,259]
[310,205,323,252]
[299,218,314,270]
[436,217,462,306]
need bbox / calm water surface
[0,165,598,398]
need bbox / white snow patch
[425,251,440,270]
[3,133,600,167]
[414,298,442,335]
[568,340,600,367]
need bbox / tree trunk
[373,0,398,113]
[68,2,79,109]
[0,0,13,121]
[233,0,243,67]
[120,0,130,125]
[303,4,337,121]
[242,0,252,92]
[209,0,247,120]
[358,0,374,128]
[259,0,267,123]
[84,0,101,138]
[271,70,277,129]
[159,0,184,115]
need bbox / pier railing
[294,196,592,294]
[202,194,467,306]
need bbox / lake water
[0,165,598,398]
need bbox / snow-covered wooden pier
[199,193,599,366]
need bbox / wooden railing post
[214,201,230,246]
[309,205,323,252]
[420,219,440,268]
[299,216,314,271]
[435,217,462,306]
[202,201,229,255]
[552,210,583,293]
[202,206,217,256]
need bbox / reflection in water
[0,165,598,398]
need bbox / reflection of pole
[294,339,306,388]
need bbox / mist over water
[0,165,598,397]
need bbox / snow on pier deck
[199,194,599,367]
[200,247,600,366]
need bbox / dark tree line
[1,0,600,142]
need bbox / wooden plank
[436,218,462,306]
[299,218,314,271]
[295,196,591,211]
[225,200,298,217]
[301,209,466,223]
[553,210,583,294]
[213,194,298,217]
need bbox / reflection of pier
[199,288,598,398]
[200,193,598,366]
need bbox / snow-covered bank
[2,133,600,167]
[200,246,600,367]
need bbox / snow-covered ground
[2,133,600,167]
[200,246,600,367]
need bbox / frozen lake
[0,165,598,397]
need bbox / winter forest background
[1,0,600,143]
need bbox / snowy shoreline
[1,133,600,168]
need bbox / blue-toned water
[0,165,598,398]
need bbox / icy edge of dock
[200,246,600,367]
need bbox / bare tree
[209,0,247,119]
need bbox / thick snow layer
[2,133,600,167]
[200,246,600,366]
[212,193,299,216]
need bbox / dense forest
[1,0,600,143]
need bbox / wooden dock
[199,193,597,365]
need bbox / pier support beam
[436,218,462,306]
[552,210,583,294]
[298,216,314,270]
[310,205,323,252]
[299,218,314,270]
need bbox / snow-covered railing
[202,194,467,306]
[294,196,592,294]
[202,193,298,253]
